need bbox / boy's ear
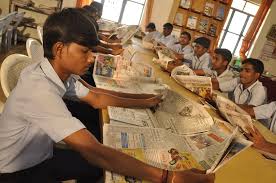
[223,60,229,67]
[52,42,64,59]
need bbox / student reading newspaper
[0,8,214,183]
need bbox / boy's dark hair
[242,58,264,74]
[180,31,191,41]
[214,48,232,63]
[43,8,99,60]
[83,5,98,14]
[163,23,173,30]
[90,1,103,13]
[194,37,210,49]
[146,22,156,30]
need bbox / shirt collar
[239,80,260,91]
[40,58,67,95]
[195,52,209,61]
[217,68,230,78]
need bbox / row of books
[180,0,226,20]
[174,14,217,37]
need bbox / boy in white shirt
[196,48,235,83]
[0,8,214,183]
[212,58,267,106]
[169,31,193,56]
[143,22,161,42]
[155,23,178,47]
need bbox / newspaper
[98,19,120,32]
[171,64,195,77]
[108,90,214,135]
[172,75,212,98]
[215,95,254,133]
[103,123,238,182]
[93,54,154,81]
[108,25,140,45]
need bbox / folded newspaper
[108,90,214,135]
[215,95,254,133]
[152,48,176,69]
[103,121,251,183]
[172,75,212,98]
[171,64,195,77]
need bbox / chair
[26,38,44,61]
[0,12,17,52]
[1,54,34,98]
[36,25,43,43]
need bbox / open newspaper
[98,19,120,32]
[171,64,195,77]
[103,122,240,183]
[172,75,212,98]
[215,95,254,133]
[108,90,214,135]
[153,48,176,69]
[108,25,140,45]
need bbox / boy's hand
[245,126,270,151]
[169,169,215,183]
[109,44,123,50]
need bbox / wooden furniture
[101,38,276,183]
[260,76,276,103]
[9,0,63,29]
[169,0,232,52]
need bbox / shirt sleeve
[182,46,193,55]
[203,69,216,77]
[247,85,267,106]
[254,102,276,120]
[64,75,90,100]
[219,78,239,92]
[24,87,86,143]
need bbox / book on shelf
[204,2,215,17]
[174,12,184,26]
[216,5,225,20]
[198,19,209,33]
[208,23,217,37]
[186,15,198,30]
[180,0,191,9]
[191,0,205,13]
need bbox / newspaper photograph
[172,75,212,98]
[103,124,238,183]
[93,54,154,81]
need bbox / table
[101,39,276,183]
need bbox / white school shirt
[156,34,178,47]
[219,78,267,106]
[0,58,89,173]
[143,31,161,42]
[183,52,212,70]
[170,44,193,55]
[254,102,276,133]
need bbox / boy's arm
[193,69,205,76]
[238,104,255,118]
[63,129,215,183]
[80,89,162,109]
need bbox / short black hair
[83,5,97,14]
[180,31,191,41]
[242,58,264,74]
[214,48,232,63]
[146,22,156,30]
[90,1,103,13]
[163,23,173,30]
[194,37,210,49]
[43,8,99,60]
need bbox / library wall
[249,0,276,75]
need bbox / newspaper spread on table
[171,64,195,77]
[103,122,238,183]
[172,75,212,98]
[153,48,175,69]
[215,95,254,133]
[108,90,214,134]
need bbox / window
[95,0,146,25]
[218,0,259,56]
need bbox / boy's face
[146,27,154,33]
[211,53,227,71]
[59,43,94,76]
[163,27,172,36]
[179,34,190,45]
[240,63,260,85]
[194,43,207,57]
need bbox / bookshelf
[169,0,233,52]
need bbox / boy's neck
[50,59,71,82]
[216,67,227,76]
[242,80,257,90]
